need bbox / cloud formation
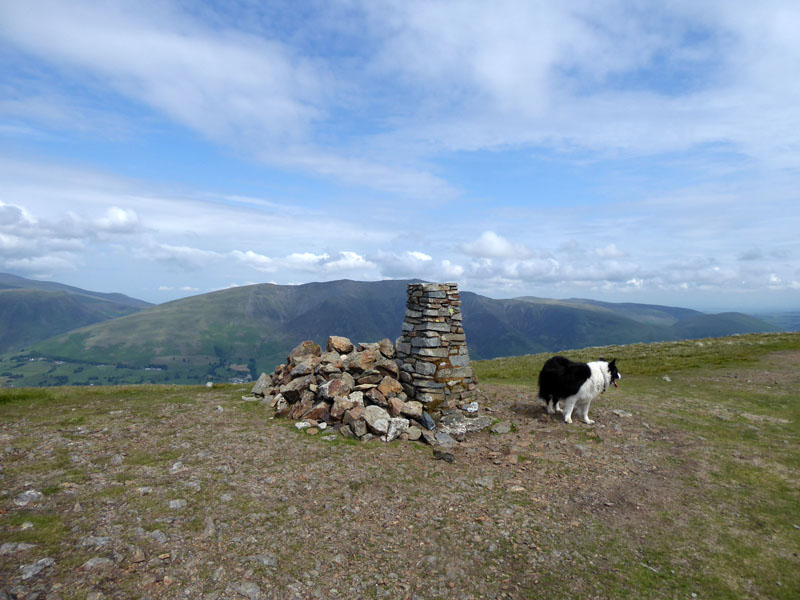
[1,2,798,310]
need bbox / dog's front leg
[562,396,578,424]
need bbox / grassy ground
[1,332,799,599]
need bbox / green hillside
[1,279,781,387]
[0,273,151,354]
[0,289,146,354]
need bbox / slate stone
[251,373,271,396]
[418,411,436,430]
[363,405,390,435]
[280,375,315,403]
[287,340,322,365]
[384,417,409,442]
[327,336,354,354]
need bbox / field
[1,332,799,599]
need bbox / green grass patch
[473,331,800,384]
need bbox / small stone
[350,419,368,438]
[0,542,37,555]
[295,421,312,430]
[251,373,271,396]
[169,461,184,473]
[20,557,55,580]
[235,581,263,600]
[420,429,437,445]
[662,375,672,382]
[419,411,436,430]
[131,547,146,563]
[377,376,403,398]
[202,517,216,538]
[14,489,43,507]
[388,396,404,417]
[287,340,322,365]
[377,337,395,358]
[149,530,167,544]
[461,401,479,413]
[434,432,457,448]
[250,552,278,568]
[433,450,455,463]
[384,417,410,442]
[400,400,423,419]
[611,409,633,418]
[490,421,512,434]
[80,557,113,570]
[407,426,422,441]
[169,499,187,509]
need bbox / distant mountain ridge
[0,273,152,354]
[2,278,779,387]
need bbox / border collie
[537,356,620,424]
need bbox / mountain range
[0,273,782,386]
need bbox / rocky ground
[1,350,798,599]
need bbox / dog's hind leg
[542,396,555,414]
[555,400,564,414]
[562,395,579,424]
[576,401,595,425]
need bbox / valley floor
[1,337,799,599]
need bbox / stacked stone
[395,283,478,409]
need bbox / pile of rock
[251,336,440,443]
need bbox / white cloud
[230,250,275,273]
[324,251,374,272]
[138,243,222,270]
[460,231,532,259]
[284,252,330,271]
[95,207,140,234]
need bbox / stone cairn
[395,282,478,409]
[249,283,490,445]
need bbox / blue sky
[1,0,799,311]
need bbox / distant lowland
[0,273,791,387]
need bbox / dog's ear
[609,358,616,367]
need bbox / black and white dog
[537,356,621,424]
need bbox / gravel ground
[0,368,787,599]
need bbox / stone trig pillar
[395,283,478,410]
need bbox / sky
[1,0,799,312]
